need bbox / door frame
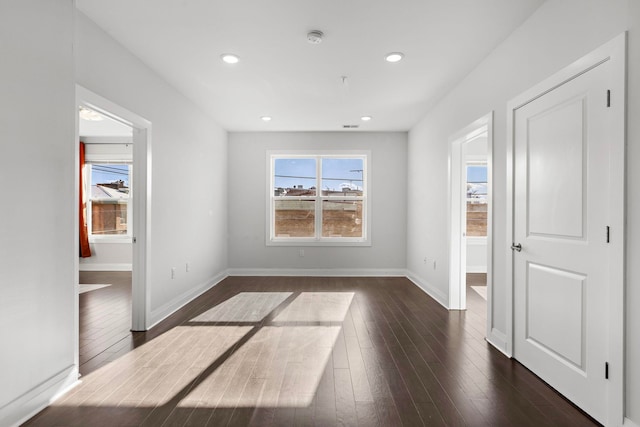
[448,112,493,324]
[505,33,626,425]
[75,85,152,335]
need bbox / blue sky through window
[92,164,129,186]
[274,158,316,189]
[467,165,487,196]
[467,165,487,182]
[322,158,363,191]
[274,157,363,192]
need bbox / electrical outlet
[299,249,305,257]
[186,262,190,273]
[171,267,176,279]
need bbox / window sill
[466,236,487,244]
[89,236,133,244]
[267,238,371,247]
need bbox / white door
[512,60,612,423]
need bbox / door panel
[513,60,610,423]
[527,97,585,239]
[526,263,585,369]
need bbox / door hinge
[605,362,609,379]
[607,90,611,107]
[606,226,610,243]
[133,237,137,244]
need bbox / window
[466,163,487,237]
[269,154,368,245]
[87,163,131,238]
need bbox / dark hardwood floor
[78,271,134,376]
[25,275,599,426]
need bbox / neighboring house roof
[91,184,129,200]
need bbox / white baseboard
[148,270,229,329]
[405,271,449,309]
[227,268,407,277]
[79,263,132,271]
[1,365,79,427]
[466,266,487,273]
[486,328,511,357]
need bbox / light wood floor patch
[191,292,293,323]
[272,292,355,323]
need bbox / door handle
[511,243,522,252]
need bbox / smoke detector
[307,30,324,44]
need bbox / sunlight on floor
[78,284,111,294]
[58,325,251,407]
[273,292,355,322]
[56,291,355,411]
[179,326,341,408]
[471,286,487,300]
[190,292,293,322]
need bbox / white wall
[0,1,77,425]
[406,0,639,422]
[228,132,407,274]
[76,12,229,326]
[466,239,487,273]
[79,241,132,271]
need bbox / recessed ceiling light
[221,54,239,64]
[385,52,404,63]
[261,116,272,122]
[361,116,372,122]
[79,106,104,121]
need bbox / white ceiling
[79,110,133,137]
[76,0,544,132]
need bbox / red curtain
[79,142,92,257]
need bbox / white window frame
[86,162,133,243]
[267,151,371,246]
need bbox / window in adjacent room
[269,153,369,245]
[87,163,132,237]
[466,163,487,237]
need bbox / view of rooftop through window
[467,164,488,237]
[466,165,487,198]
[89,164,130,236]
[271,156,366,241]
[92,164,129,187]
[274,158,363,195]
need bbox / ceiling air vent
[343,124,359,129]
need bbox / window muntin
[87,163,132,238]
[270,154,367,244]
[466,163,487,237]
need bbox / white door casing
[506,34,626,425]
[448,112,493,313]
[76,86,152,332]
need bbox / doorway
[78,103,135,373]
[448,113,493,336]
[74,86,152,376]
